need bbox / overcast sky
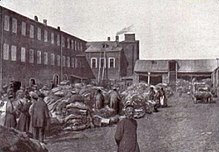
[1,0,219,59]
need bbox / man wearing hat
[95,89,104,109]
[29,92,50,143]
[109,87,121,114]
[115,104,140,152]
[4,92,17,128]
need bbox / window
[57,55,61,66]
[61,36,65,47]
[78,42,80,51]
[62,56,65,67]
[37,27,41,40]
[21,47,26,62]
[71,57,74,68]
[37,51,42,64]
[71,40,74,50]
[108,57,115,68]
[3,43,9,60]
[11,45,17,61]
[75,41,77,51]
[51,53,55,65]
[44,30,48,42]
[30,25,34,38]
[29,49,34,63]
[57,34,60,46]
[67,38,70,49]
[91,58,97,68]
[4,15,10,31]
[99,58,106,68]
[12,18,17,33]
[80,43,83,51]
[51,32,54,44]
[75,58,78,68]
[43,52,48,65]
[67,56,70,67]
[21,22,26,36]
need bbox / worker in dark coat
[109,88,121,114]
[16,90,31,132]
[30,92,50,142]
[95,89,104,109]
[115,105,140,152]
[4,93,17,128]
[149,87,159,112]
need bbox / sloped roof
[134,59,218,73]
[85,41,122,52]
[177,59,217,72]
[134,60,169,72]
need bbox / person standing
[16,90,31,132]
[149,87,159,112]
[160,88,167,107]
[95,89,105,109]
[30,92,50,143]
[115,105,140,152]
[109,88,121,114]
[4,93,17,128]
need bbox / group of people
[95,87,121,114]
[3,83,50,143]
[149,87,168,112]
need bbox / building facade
[134,59,218,88]
[85,34,139,84]
[0,6,93,88]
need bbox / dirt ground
[46,93,219,152]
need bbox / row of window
[3,15,84,51]
[3,43,79,68]
[91,57,116,69]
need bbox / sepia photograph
[0,0,219,152]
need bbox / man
[109,88,121,114]
[30,92,50,143]
[4,92,17,128]
[95,89,104,109]
[115,105,140,152]
[16,90,31,132]
[160,88,167,107]
[149,87,159,112]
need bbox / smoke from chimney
[116,25,134,36]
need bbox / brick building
[85,34,139,84]
[0,6,94,88]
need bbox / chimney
[57,26,60,30]
[43,19,47,25]
[107,37,110,41]
[124,34,135,41]
[34,16,38,22]
[115,35,119,41]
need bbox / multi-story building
[0,6,94,88]
[85,34,139,84]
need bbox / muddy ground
[46,93,219,152]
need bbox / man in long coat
[109,88,121,114]
[17,90,31,132]
[4,93,17,128]
[95,89,104,109]
[115,105,140,152]
[30,92,50,142]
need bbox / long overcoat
[30,99,49,128]
[4,100,17,128]
[115,118,140,152]
[109,91,121,113]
